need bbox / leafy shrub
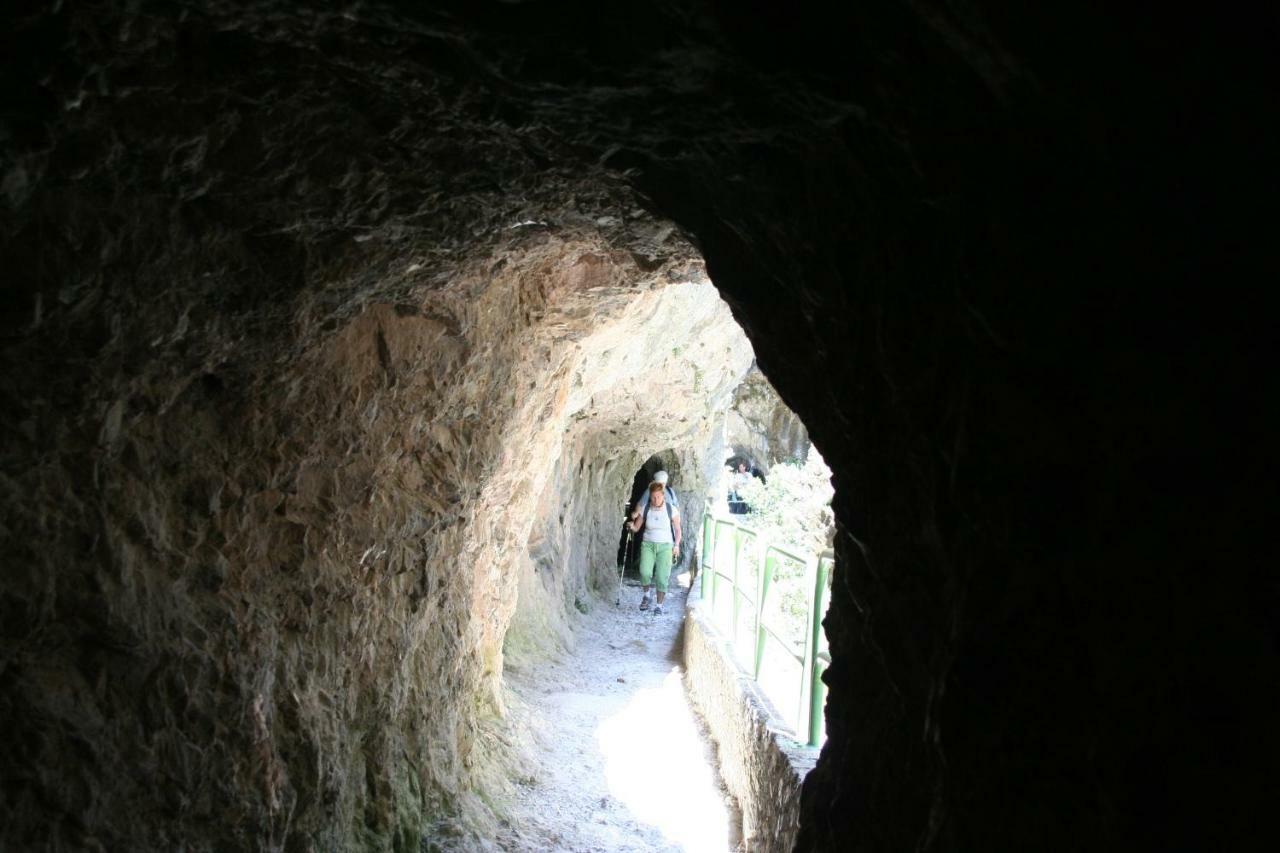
[735,448,834,645]
[736,447,834,556]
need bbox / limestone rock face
[0,190,748,847]
[497,276,752,669]
[0,15,752,838]
[726,365,810,470]
[3,2,1277,852]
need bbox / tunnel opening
[629,452,680,514]
[5,3,1270,851]
[477,251,825,850]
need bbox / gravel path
[498,574,743,852]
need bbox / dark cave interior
[2,2,1278,851]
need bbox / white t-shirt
[642,502,678,544]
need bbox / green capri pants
[638,541,674,591]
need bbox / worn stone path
[497,573,743,852]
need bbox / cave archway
[629,452,680,511]
[2,3,1275,852]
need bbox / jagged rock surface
[0,193,747,849]
[3,2,1277,852]
[0,23,754,839]
[726,365,810,470]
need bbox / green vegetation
[736,448,834,646]
[736,448,833,555]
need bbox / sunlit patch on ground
[500,577,741,852]
[597,667,733,852]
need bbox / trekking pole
[616,527,632,606]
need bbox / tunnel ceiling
[2,2,1277,851]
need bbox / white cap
[654,470,669,485]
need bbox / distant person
[636,469,679,513]
[728,460,752,514]
[628,482,681,615]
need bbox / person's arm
[672,511,682,557]
[630,492,650,531]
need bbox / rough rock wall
[4,2,1278,852]
[727,365,810,470]
[505,281,752,664]
[0,6,754,840]
[422,6,1275,851]
[0,203,736,849]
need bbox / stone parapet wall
[683,598,816,852]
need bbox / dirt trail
[498,574,743,852]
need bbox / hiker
[635,469,679,572]
[623,468,677,581]
[728,460,752,514]
[636,469,680,514]
[628,481,681,615]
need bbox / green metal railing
[699,512,834,747]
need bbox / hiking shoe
[653,604,663,616]
[639,595,650,611]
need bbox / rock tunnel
[2,2,1277,851]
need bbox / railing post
[754,547,776,680]
[711,539,718,610]
[695,511,834,747]
[716,514,727,607]
[700,513,713,598]
[731,528,744,647]
[807,552,833,747]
